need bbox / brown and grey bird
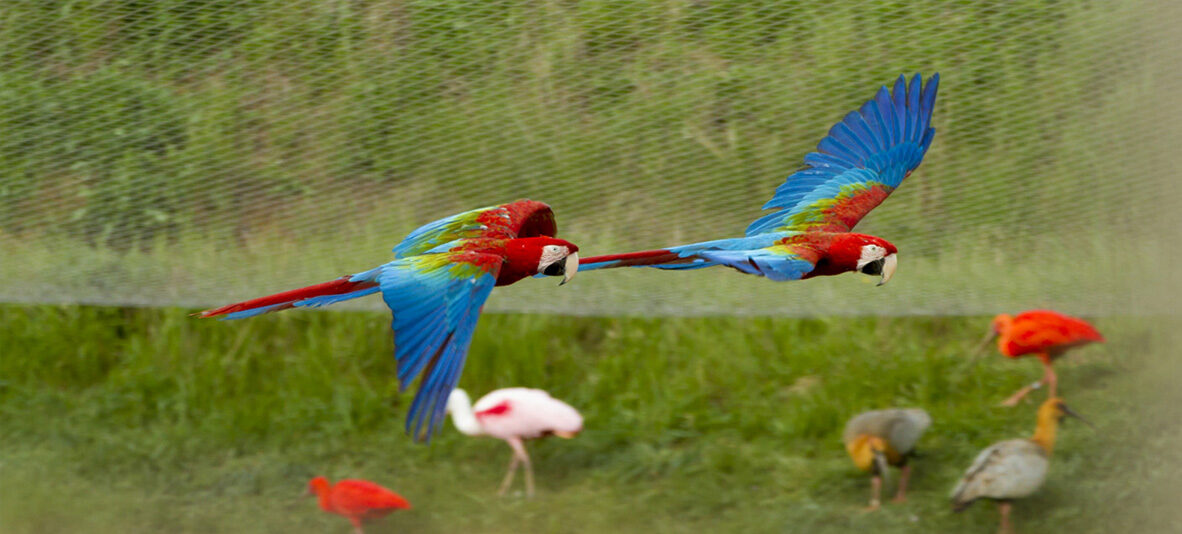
[842,408,931,510]
[950,397,1091,534]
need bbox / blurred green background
[1,0,1178,314]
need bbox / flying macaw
[579,73,939,286]
[198,200,580,442]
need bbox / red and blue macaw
[580,73,939,285]
[198,200,580,442]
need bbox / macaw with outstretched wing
[580,73,939,286]
[198,200,580,442]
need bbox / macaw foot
[891,494,908,504]
[861,500,882,513]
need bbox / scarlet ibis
[950,397,1092,534]
[843,408,931,510]
[306,476,411,534]
[971,310,1104,406]
[446,387,583,497]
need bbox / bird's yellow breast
[846,435,904,472]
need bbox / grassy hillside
[1,1,1174,317]
[0,0,1161,245]
[1,305,1178,532]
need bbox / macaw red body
[983,310,1104,405]
[579,74,940,287]
[307,477,411,534]
[199,200,580,441]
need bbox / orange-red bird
[972,310,1104,406]
[306,477,411,534]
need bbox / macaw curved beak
[559,252,579,286]
[876,253,897,287]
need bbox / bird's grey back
[950,439,1049,506]
[842,408,932,454]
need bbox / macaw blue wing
[695,248,816,281]
[746,73,939,235]
[393,200,557,258]
[378,251,501,442]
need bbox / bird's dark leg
[892,464,912,503]
[863,475,882,511]
[498,449,521,496]
[999,381,1041,407]
[510,438,536,498]
[1001,356,1053,407]
[1042,360,1058,398]
[502,438,533,497]
[997,501,1013,534]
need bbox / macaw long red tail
[578,249,705,271]
[197,276,380,319]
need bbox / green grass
[1,305,1178,532]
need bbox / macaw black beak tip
[542,253,579,286]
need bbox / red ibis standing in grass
[971,310,1105,406]
[446,387,583,497]
[306,477,411,534]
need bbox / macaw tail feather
[578,249,711,271]
[197,274,381,320]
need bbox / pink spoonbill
[447,387,583,497]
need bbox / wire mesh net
[1,0,1178,316]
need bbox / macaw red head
[827,233,898,286]
[506,237,580,285]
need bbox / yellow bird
[950,397,1091,533]
[843,408,931,510]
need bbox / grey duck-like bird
[950,397,1090,533]
[843,408,931,510]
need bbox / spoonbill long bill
[447,387,583,497]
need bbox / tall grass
[1,305,1178,532]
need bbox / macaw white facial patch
[857,244,887,269]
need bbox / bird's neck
[847,435,890,472]
[314,489,333,512]
[1030,413,1059,454]
[447,393,485,437]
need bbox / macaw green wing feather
[746,73,939,235]
[394,200,557,258]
